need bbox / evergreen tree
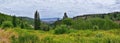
[34,10,41,30]
[12,15,17,27]
[63,12,68,19]
[21,22,24,29]
[20,17,24,29]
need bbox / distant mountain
[18,17,60,24]
[41,18,60,24]
[18,17,34,25]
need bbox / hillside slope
[73,12,120,21]
[0,12,34,25]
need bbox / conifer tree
[21,22,24,28]
[12,15,17,27]
[63,12,68,19]
[34,11,41,30]
[20,17,24,29]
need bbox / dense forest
[0,11,120,43]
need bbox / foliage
[71,18,119,30]
[12,15,17,27]
[54,25,70,34]
[93,25,99,30]
[20,22,24,29]
[34,11,41,30]
[0,13,34,29]
[72,18,91,30]
[1,28,120,43]
[63,12,68,19]
[73,12,120,21]
[40,23,50,31]
[10,29,40,43]
[0,13,12,26]
[62,18,73,26]
[1,21,13,29]
[22,22,33,29]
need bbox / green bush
[72,18,92,30]
[54,25,69,34]
[20,22,33,30]
[93,25,99,30]
[62,18,73,26]
[1,21,13,29]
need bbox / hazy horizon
[0,0,120,18]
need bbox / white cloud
[0,0,120,18]
[91,0,116,5]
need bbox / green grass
[0,28,120,43]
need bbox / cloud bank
[0,0,120,18]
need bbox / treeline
[0,11,50,31]
[54,12,120,30]
[73,12,120,21]
[0,11,120,32]
[0,12,33,29]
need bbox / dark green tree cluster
[63,12,68,19]
[12,15,17,27]
[54,25,69,34]
[0,12,33,29]
[34,11,41,30]
[0,13,12,26]
[1,21,13,29]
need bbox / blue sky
[0,0,120,18]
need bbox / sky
[0,0,120,18]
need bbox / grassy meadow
[0,28,120,43]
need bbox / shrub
[93,25,99,30]
[54,25,69,34]
[1,21,13,29]
[62,18,73,26]
[40,23,50,31]
[72,19,92,30]
[23,23,33,30]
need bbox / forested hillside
[54,12,120,30]
[0,11,120,43]
[0,12,33,29]
[73,12,120,21]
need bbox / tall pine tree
[34,10,41,30]
[63,12,68,19]
[12,15,17,27]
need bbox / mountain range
[18,17,60,24]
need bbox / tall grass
[10,29,40,43]
[0,28,120,43]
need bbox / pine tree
[20,17,24,29]
[12,15,17,27]
[63,12,68,19]
[34,10,41,30]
